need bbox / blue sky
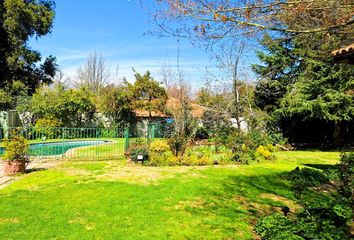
[29,0,258,88]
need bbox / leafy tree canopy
[253,30,354,146]
[0,0,57,110]
[254,32,354,121]
[131,70,168,119]
[97,84,135,128]
[27,84,96,127]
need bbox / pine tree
[253,33,354,146]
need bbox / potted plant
[2,135,29,175]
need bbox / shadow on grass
[0,164,298,240]
[179,171,296,234]
[303,164,337,171]
[225,172,293,209]
[296,147,352,152]
[26,167,47,174]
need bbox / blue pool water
[0,140,109,156]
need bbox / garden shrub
[182,146,213,166]
[231,150,253,164]
[179,154,213,166]
[247,129,268,148]
[225,128,283,164]
[256,214,303,240]
[149,140,170,153]
[168,135,188,156]
[183,145,232,166]
[133,138,146,145]
[148,151,177,166]
[256,153,354,240]
[229,143,253,164]
[195,126,209,140]
[100,129,119,138]
[145,143,232,166]
[255,145,275,161]
[147,140,177,166]
[34,117,62,139]
[126,144,149,163]
[266,143,279,152]
[2,135,29,161]
[35,117,62,128]
[287,167,329,188]
[338,152,354,198]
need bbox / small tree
[131,70,168,123]
[97,84,135,128]
[167,74,198,156]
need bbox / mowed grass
[0,150,340,240]
[66,138,126,160]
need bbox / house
[132,97,206,137]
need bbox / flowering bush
[148,151,177,166]
[145,144,232,166]
[149,140,170,153]
[256,145,274,161]
[2,135,29,162]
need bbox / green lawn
[66,138,126,160]
[0,150,340,239]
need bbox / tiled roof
[133,109,168,118]
[332,43,354,57]
[133,97,206,118]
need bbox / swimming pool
[0,140,110,157]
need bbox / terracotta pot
[3,160,28,175]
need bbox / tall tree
[0,0,57,110]
[131,70,168,122]
[77,52,110,95]
[253,32,354,146]
[211,39,257,130]
[253,34,301,112]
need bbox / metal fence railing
[0,125,161,161]
[0,127,127,161]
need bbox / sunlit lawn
[67,138,126,160]
[0,150,340,239]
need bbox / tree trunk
[234,83,241,130]
[232,42,245,131]
[333,122,342,147]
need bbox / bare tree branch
[76,52,110,95]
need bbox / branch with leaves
[145,0,353,40]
